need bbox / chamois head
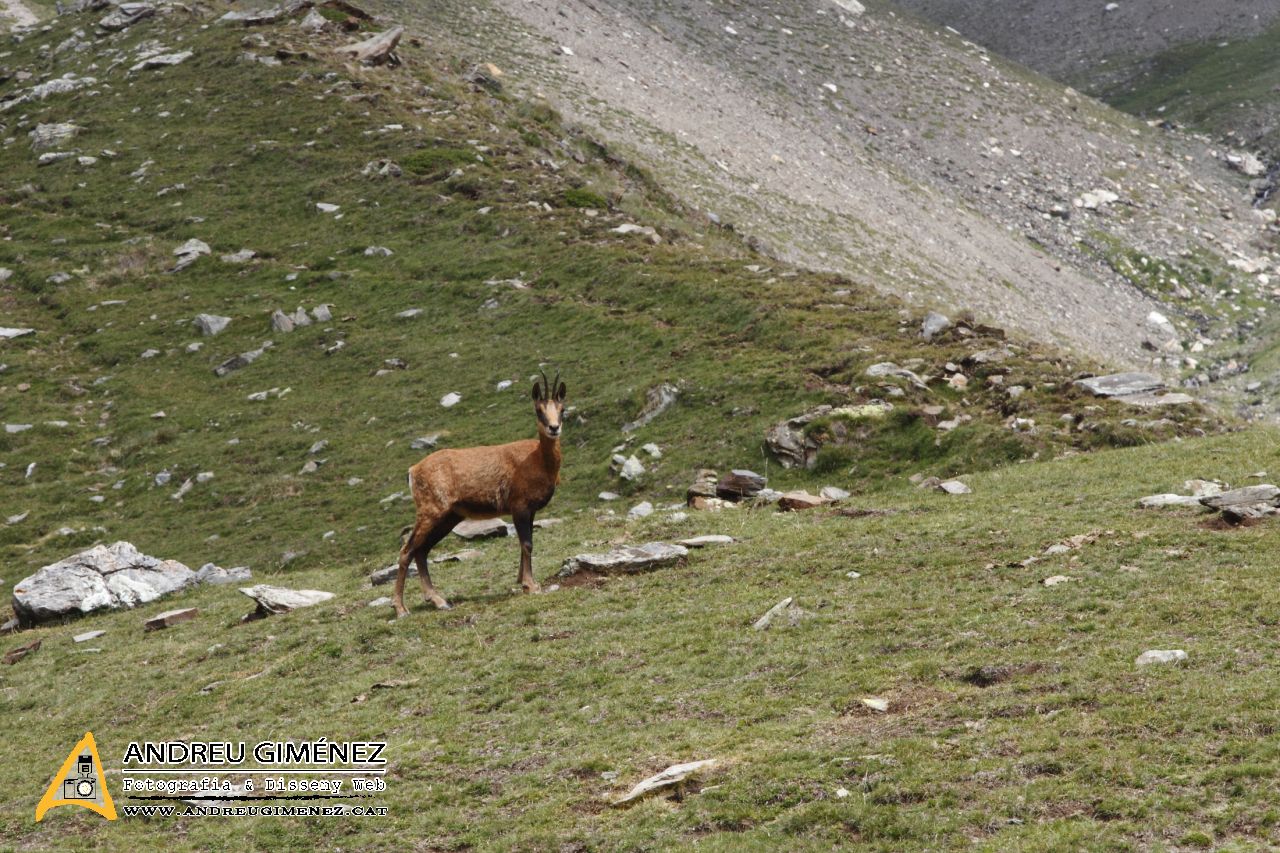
[532,370,567,440]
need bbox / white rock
[1042,575,1073,587]
[316,203,340,213]
[612,759,718,806]
[641,442,662,458]
[620,455,645,481]
[1138,494,1202,508]
[1135,649,1187,667]
[440,392,462,408]
[174,238,211,258]
[938,479,971,495]
[0,327,36,340]
[860,697,889,713]
[627,501,654,521]
[820,486,851,501]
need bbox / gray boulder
[1074,372,1164,397]
[29,122,82,152]
[98,2,154,31]
[11,542,195,626]
[194,314,231,336]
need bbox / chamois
[393,371,566,616]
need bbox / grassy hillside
[1,6,1274,851]
[1096,21,1280,163]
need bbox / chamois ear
[555,381,567,402]
[532,381,544,402]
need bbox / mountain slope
[887,0,1280,83]
[403,0,1276,379]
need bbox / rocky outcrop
[12,542,195,626]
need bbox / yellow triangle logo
[35,731,117,822]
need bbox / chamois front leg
[512,512,541,594]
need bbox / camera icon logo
[36,732,117,822]
[61,764,96,801]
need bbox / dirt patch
[1199,514,1267,531]
[555,569,607,589]
[957,661,1055,687]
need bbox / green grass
[0,8,1273,851]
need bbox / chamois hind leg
[394,518,431,619]
[413,512,461,610]
[512,512,541,594]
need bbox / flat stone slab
[1200,485,1280,509]
[0,327,36,339]
[778,491,831,511]
[453,518,512,540]
[559,542,688,576]
[678,535,735,548]
[239,585,334,619]
[1074,372,1165,398]
[145,608,198,631]
[73,630,106,643]
[1139,494,1203,508]
[12,542,195,626]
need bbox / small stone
[641,442,662,458]
[627,501,654,520]
[921,311,951,340]
[778,490,830,511]
[270,309,295,333]
[846,570,861,579]
[411,434,440,450]
[74,630,106,643]
[938,479,972,495]
[440,392,461,408]
[1042,575,1073,587]
[678,534,734,547]
[368,596,393,608]
[364,246,393,256]
[752,596,809,630]
[860,697,889,713]
[620,455,645,481]
[311,304,333,323]
[599,491,620,501]
[316,202,340,213]
[195,563,252,586]
[819,486,850,501]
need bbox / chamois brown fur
[393,372,566,616]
